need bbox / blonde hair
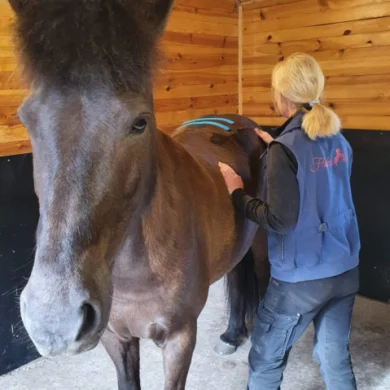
[272,53,341,140]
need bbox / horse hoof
[213,339,237,356]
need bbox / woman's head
[271,53,341,140]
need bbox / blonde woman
[219,53,360,389]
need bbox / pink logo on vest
[334,148,346,166]
[310,148,347,173]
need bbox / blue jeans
[247,267,359,390]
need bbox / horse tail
[217,249,261,353]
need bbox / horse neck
[111,129,199,277]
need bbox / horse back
[172,114,265,198]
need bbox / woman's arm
[231,143,300,233]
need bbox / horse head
[10,0,173,357]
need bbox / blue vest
[262,112,360,282]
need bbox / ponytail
[302,102,341,140]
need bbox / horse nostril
[76,303,99,342]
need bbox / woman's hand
[218,162,244,195]
[254,127,274,145]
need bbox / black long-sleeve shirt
[231,126,300,234]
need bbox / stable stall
[1,0,389,384]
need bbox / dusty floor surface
[1,279,390,390]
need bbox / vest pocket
[268,233,296,270]
[295,227,323,268]
[321,209,358,262]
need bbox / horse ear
[142,0,174,36]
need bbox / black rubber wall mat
[0,154,39,376]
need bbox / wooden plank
[0,124,31,157]
[243,16,390,43]
[239,102,276,116]
[341,116,390,130]
[324,83,390,100]
[167,9,237,24]
[243,31,390,58]
[158,64,238,75]
[326,74,390,86]
[0,57,17,72]
[244,0,390,23]
[242,0,303,11]
[242,74,272,88]
[154,82,237,99]
[154,94,238,112]
[0,90,28,106]
[172,4,237,17]
[241,114,284,127]
[238,4,243,114]
[158,52,237,72]
[166,12,238,36]
[243,3,390,33]
[161,31,238,48]
[0,71,20,90]
[0,105,19,126]
[243,89,274,104]
[244,46,390,68]
[174,0,236,12]
[325,101,390,117]
[161,42,236,55]
[154,72,238,88]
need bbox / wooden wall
[0,0,238,157]
[241,0,390,130]
[155,0,238,132]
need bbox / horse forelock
[11,0,158,92]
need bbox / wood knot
[343,30,351,35]
[259,10,265,20]
[267,35,272,41]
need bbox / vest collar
[260,111,303,160]
[279,110,304,137]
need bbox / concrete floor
[1,279,390,390]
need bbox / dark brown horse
[10,0,268,388]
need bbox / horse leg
[162,322,197,390]
[215,249,259,355]
[101,330,141,390]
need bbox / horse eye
[130,118,147,134]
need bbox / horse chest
[108,290,170,343]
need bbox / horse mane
[11,0,158,92]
